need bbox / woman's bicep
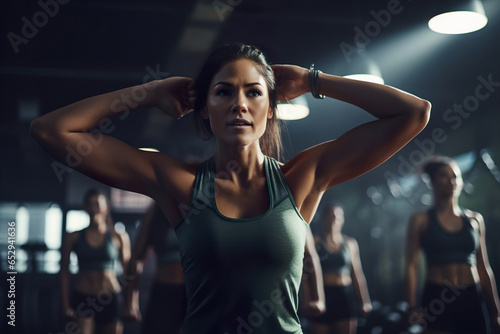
[37,129,160,196]
[405,214,424,267]
[474,213,493,275]
[304,99,428,190]
[348,239,364,278]
[118,232,132,273]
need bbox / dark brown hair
[83,188,113,226]
[419,155,456,182]
[193,43,282,159]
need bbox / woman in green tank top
[32,43,430,333]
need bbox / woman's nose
[232,91,248,113]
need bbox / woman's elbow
[30,115,63,147]
[415,99,432,130]
[405,99,431,135]
[30,117,49,143]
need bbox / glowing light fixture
[342,51,385,85]
[276,95,309,120]
[344,74,385,85]
[428,0,487,34]
[138,147,159,152]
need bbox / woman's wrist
[308,64,325,99]
[133,80,162,109]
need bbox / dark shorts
[309,284,358,324]
[142,281,187,334]
[417,282,490,334]
[71,289,122,326]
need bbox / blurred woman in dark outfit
[405,156,500,334]
[308,202,372,334]
[124,203,186,334]
[60,188,131,334]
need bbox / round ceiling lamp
[276,95,309,120]
[428,0,488,34]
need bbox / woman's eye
[248,89,262,97]
[216,90,231,97]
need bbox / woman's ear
[202,108,209,119]
[267,107,273,119]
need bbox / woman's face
[432,163,463,197]
[325,206,345,231]
[205,58,272,149]
[85,194,109,218]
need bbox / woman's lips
[228,119,251,128]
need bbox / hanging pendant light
[342,50,384,85]
[428,0,488,34]
[276,95,309,120]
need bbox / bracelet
[309,64,325,99]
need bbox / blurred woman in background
[308,202,372,334]
[60,188,131,334]
[405,156,500,334]
[124,202,186,334]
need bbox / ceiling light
[341,51,385,84]
[344,74,385,85]
[428,0,487,34]
[276,95,310,120]
[138,147,159,152]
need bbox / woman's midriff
[323,272,352,286]
[75,269,121,295]
[426,263,479,286]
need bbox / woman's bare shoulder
[408,211,430,234]
[462,208,483,221]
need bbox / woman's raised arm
[30,78,195,198]
[275,65,431,204]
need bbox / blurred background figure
[60,188,131,334]
[300,227,327,330]
[124,203,186,334]
[405,156,500,334]
[308,201,372,334]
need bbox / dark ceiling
[1,0,500,204]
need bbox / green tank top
[175,156,308,334]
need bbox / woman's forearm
[357,275,371,307]
[318,72,430,119]
[479,268,500,319]
[31,81,159,137]
[60,270,71,309]
[405,266,418,310]
[125,259,143,305]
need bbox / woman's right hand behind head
[149,77,196,119]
